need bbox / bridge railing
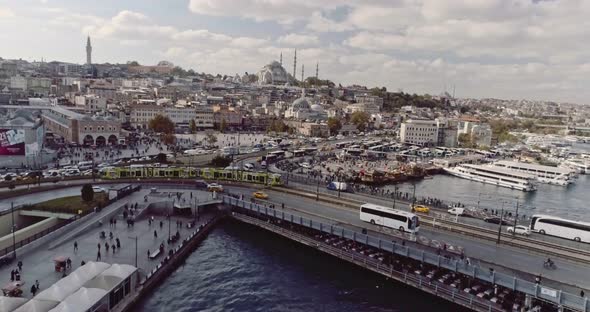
[222,195,588,312]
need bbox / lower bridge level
[224,196,587,312]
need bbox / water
[386,173,590,222]
[135,220,466,312]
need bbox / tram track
[274,186,590,264]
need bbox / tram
[101,166,283,186]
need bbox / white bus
[360,203,420,234]
[530,214,590,242]
[77,161,93,170]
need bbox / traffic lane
[241,187,590,292]
[287,181,590,251]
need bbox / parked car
[447,207,465,216]
[92,186,105,193]
[506,225,531,236]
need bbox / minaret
[280,52,283,66]
[293,49,297,81]
[86,36,92,65]
[301,64,304,82]
[315,62,319,80]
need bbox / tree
[127,61,140,66]
[350,111,370,132]
[206,133,217,147]
[210,155,232,167]
[156,153,168,163]
[219,118,227,133]
[81,184,94,202]
[148,114,175,134]
[189,119,197,134]
[161,133,176,145]
[327,117,342,135]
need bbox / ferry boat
[561,159,590,174]
[444,164,537,192]
[492,160,575,186]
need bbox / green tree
[148,114,175,134]
[327,117,342,135]
[210,155,232,167]
[127,61,140,66]
[206,133,217,147]
[350,111,370,132]
[189,119,197,134]
[219,118,227,133]
[81,184,94,202]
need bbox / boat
[561,159,590,174]
[492,160,575,186]
[444,164,537,192]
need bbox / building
[257,61,290,85]
[299,122,329,137]
[88,81,116,100]
[10,75,27,91]
[400,119,439,146]
[74,95,107,113]
[194,106,215,129]
[164,106,196,126]
[458,117,492,147]
[355,94,384,110]
[0,108,44,158]
[129,104,164,130]
[284,97,311,119]
[345,102,381,115]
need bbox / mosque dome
[257,61,289,85]
[291,97,311,111]
[310,104,324,112]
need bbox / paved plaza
[0,187,216,299]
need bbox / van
[447,207,465,216]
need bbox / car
[299,162,312,169]
[484,216,509,225]
[92,186,105,193]
[252,191,269,199]
[507,225,531,236]
[447,207,465,216]
[207,183,224,192]
[411,205,430,213]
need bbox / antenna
[301,64,304,82]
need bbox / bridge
[0,180,588,312]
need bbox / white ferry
[492,160,575,186]
[444,164,537,192]
[561,159,590,174]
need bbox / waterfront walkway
[0,187,215,299]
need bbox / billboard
[0,129,26,156]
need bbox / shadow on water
[134,219,467,312]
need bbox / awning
[13,299,58,312]
[48,287,107,312]
[0,296,28,312]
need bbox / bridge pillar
[378,239,381,249]
[491,271,495,284]
[524,294,532,309]
[437,255,441,267]
[421,251,425,262]
[513,277,517,290]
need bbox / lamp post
[128,236,138,268]
[512,200,520,236]
[11,202,16,258]
[392,185,399,209]
[496,201,505,245]
[169,199,173,241]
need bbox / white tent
[13,299,58,312]
[48,287,107,312]
[84,275,123,292]
[0,296,28,312]
[35,262,110,302]
[100,263,137,279]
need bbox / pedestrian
[147,250,150,259]
[581,290,585,298]
[81,261,86,266]
[17,260,22,271]
[74,241,78,253]
[66,258,72,269]
[105,242,110,253]
[35,280,39,290]
[154,230,158,238]
[97,243,101,251]
[160,221,163,228]
[31,284,37,296]
[10,269,15,282]
[116,238,121,249]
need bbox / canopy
[36,262,109,302]
[0,296,28,312]
[83,275,122,292]
[13,299,58,312]
[48,287,107,312]
[101,264,136,279]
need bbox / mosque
[257,61,289,85]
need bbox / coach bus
[530,214,590,243]
[360,203,420,234]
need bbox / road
[224,185,590,294]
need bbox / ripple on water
[135,220,467,312]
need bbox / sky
[1,0,590,104]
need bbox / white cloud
[0,6,15,18]
[277,33,319,46]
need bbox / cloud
[0,6,15,18]
[277,33,319,46]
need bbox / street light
[128,236,138,268]
[392,185,399,209]
[11,202,16,258]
